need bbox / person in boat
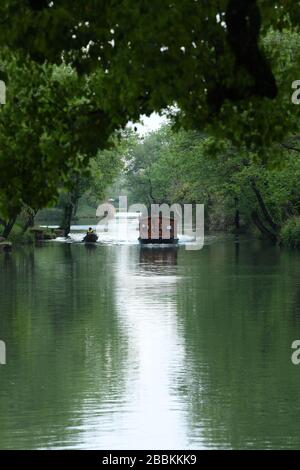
[83,227,98,243]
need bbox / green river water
[0,235,300,449]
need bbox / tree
[1,3,300,240]
[124,124,300,241]
[0,1,297,147]
[58,141,123,236]
[0,52,118,237]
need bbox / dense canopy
[1,1,300,239]
[0,1,299,129]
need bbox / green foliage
[0,2,300,239]
[280,217,300,249]
[8,223,34,244]
[0,52,119,232]
[0,1,298,152]
[56,134,124,234]
[124,124,300,237]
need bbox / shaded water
[1,234,300,449]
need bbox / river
[0,222,300,449]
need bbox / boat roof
[140,215,176,221]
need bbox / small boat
[139,215,178,245]
[82,233,98,243]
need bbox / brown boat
[139,215,178,244]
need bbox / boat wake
[47,212,203,247]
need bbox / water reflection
[139,247,178,273]
[102,246,188,449]
[176,240,300,449]
[1,238,300,449]
[0,245,128,449]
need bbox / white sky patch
[127,113,168,136]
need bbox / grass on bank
[280,217,300,249]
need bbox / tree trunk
[59,176,83,237]
[148,178,156,203]
[22,208,37,234]
[234,197,240,231]
[2,216,17,238]
[251,210,277,243]
[60,202,74,237]
[250,178,280,233]
[234,209,240,230]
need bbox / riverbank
[0,225,65,248]
[0,238,12,252]
[2,217,300,251]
